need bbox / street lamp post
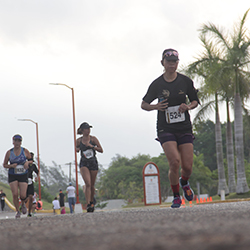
[18,119,41,200]
[49,83,79,204]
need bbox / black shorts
[8,173,28,183]
[157,132,194,146]
[27,183,34,196]
[80,158,99,171]
[60,200,65,207]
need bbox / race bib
[83,149,94,159]
[14,165,26,174]
[28,178,33,185]
[166,105,185,124]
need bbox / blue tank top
[9,147,28,175]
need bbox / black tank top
[79,138,96,160]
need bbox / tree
[185,34,229,195]
[96,154,148,200]
[97,152,219,202]
[201,9,250,193]
[193,120,217,171]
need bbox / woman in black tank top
[76,122,103,212]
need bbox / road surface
[0,201,250,250]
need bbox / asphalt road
[1,201,250,250]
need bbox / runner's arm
[92,136,103,153]
[141,100,168,112]
[3,151,17,169]
[76,137,81,153]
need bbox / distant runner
[25,152,39,217]
[66,183,75,214]
[3,134,32,218]
[0,190,6,211]
[76,122,103,212]
[59,189,65,214]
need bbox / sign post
[142,162,161,206]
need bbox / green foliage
[34,182,54,203]
[194,117,250,172]
[191,154,218,196]
[95,202,108,209]
[39,160,71,196]
[96,154,149,200]
[97,152,221,201]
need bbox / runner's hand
[157,99,168,111]
[24,161,32,170]
[179,103,190,113]
[11,163,17,168]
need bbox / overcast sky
[1,1,249,183]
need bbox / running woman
[141,49,200,208]
[3,134,32,217]
[76,122,103,212]
[25,152,39,217]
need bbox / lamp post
[18,119,41,200]
[49,83,79,203]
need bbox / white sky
[1,0,249,183]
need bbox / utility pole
[65,162,72,183]
[69,162,71,182]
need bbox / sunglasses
[163,51,179,58]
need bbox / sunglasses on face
[163,51,179,58]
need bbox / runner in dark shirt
[26,152,39,217]
[0,190,6,211]
[59,189,65,214]
[141,48,200,208]
[76,122,103,212]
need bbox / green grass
[0,182,71,213]
[0,182,13,203]
[213,191,250,200]
[123,192,250,209]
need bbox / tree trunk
[226,100,236,193]
[215,99,229,195]
[234,93,249,193]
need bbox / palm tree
[225,98,236,192]
[201,9,250,193]
[185,35,229,195]
[215,69,236,192]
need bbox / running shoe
[27,213,32,217]
[21,204,27,214]
[171,196,181,208]
[15,211,21,218]
[90,203,95,212]
[179,177,194,201]
[86,203,92,212]
[86,203,95,213]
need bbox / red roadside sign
[142,162,161,206]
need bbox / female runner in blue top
[3,134,32,218]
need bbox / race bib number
[14,165,26,174]
[166,105,185,124]
[28,178,33,185]
[83,149,94,159]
